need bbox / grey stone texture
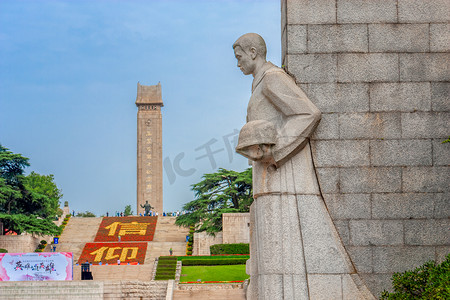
[308,24,368,53]
[373,246,436,273]
[312,113,339,140]
[402,167,450,193]
[400,53,450,81]
[286,25,307,54]
[369,82,431,112]
[287,54,337,83]
[398,0,450,23]
[308,83,369,113]
[433,139,450,165]
[370,139,432,166]
[313,140,369,167]
[337,0,398,23]
[434,193,450,219]
[340,167,402,193]
[401,112,450,138]
[347,247,373,273]
[430,23,450,52]
[404,219,450,245]
[431,82,450,112]
[371,193,435,219]
[339,113,401,139]
[338,53,399,82]
[350,220,403,246]
[316,167,340,193]
[286,0,336,24]
[324,193,371,220]
[282,0,450,297]
[368,24,429,53]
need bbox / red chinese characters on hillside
[93,216,157,242]
[79,242,147,264]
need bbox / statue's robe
[243,62,374,300]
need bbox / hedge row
[210,243,249,255]
[154,256,177,281]
[182,258,247,266]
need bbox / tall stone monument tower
[135,82,163,215]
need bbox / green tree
[124,205,133,216]
[24,172,63,218]
[76,211,96,217]
[0,145,62,235]
[381,254,449,299]
[175,168,252,235]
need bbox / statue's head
[233,33,267,76]
[145,201,148,204]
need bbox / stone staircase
[52,217,103,262]
[0,281,104,299]
[145,217,189,264]
[73,264,154,282]
[173,284,246,300]
[54,216,188,282]
[103,281,168,300]
[0,280,169,300]
[0,216,247,299]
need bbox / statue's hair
[233,33,267,59]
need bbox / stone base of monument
[0,280,169,299]
[173,283,246,300]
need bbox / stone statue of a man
[234,33,374,300]
[140,201,154,216]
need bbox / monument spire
[135,82,163,216]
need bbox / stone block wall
[193,232,223,256]
[282,0,449,296]
[0,235,41,253]
[222,213,250,244]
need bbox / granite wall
[193,213,250,255]
[222,213,250,244]
[0,235,41,253]
[281,0,449,296]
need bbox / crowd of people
[102,210,187,217]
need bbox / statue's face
[234,46,255,76]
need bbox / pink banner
[0,252,73,281]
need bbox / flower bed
[93,216,157,242]
[78,242,147,264]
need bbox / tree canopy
[124,205,133,216]
[175,168,252,235]
[76,211,96,218]
[0,145,62,235]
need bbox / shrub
[40,240,47,245]
[187,251,192,255]
[182,258,247,266]
[154,256,177,280]
[0,249,7,253]
[188,241,193,246]
[380,254,449,299]
[210,243,249,255]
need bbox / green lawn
[180,265,249,282]
[177,255,249,261]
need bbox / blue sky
[0,0,281,216]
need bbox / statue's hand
[241,144,274,163]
